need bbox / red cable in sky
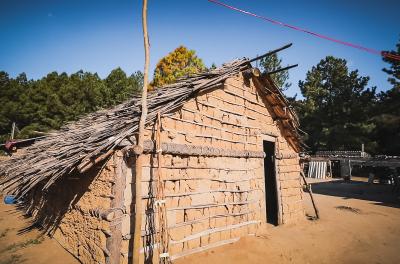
[208,0,400,61]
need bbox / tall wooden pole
[133,0,150,263]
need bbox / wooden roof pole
[133,0,149,263]
[248,43,292,63]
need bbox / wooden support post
[132,0,150,263]
[106,152,125,264]
[300,171,320,219]
[349,160,352,180]
[340,159,351,181]
[11,122,16,140]
[156,113,171,264]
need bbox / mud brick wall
[27,154,122,264]
[120,73,304,261]
[275,140,304,223]
[27,72,304,263]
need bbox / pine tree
[372,38,400,154]
[0,69,143,147]
[298,56,376,152]
[259,53,290,90]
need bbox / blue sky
[1,0,399,97]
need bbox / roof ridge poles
[266,64,298,75]
[248,43,292,63]
[132,0,150,263]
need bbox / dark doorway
[331,160,341,178]
[263,140,278,225]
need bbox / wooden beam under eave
[251,74,301,149]
[272,105,288,118]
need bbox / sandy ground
[175,177,400,264]
[0,201,78,264]
[1,177,399,264]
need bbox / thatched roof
[0,49,300,197]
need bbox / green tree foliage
[151,46,206,88]
[0,69,142,143]
[297,56,376,152]
[105,68,143,106]
[209,63,217,71]
[382,40,400,88]
[259,53,290,90]
[371,39,400,155]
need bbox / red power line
[208,0,400,61]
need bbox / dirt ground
[0,201,78,264]
[176,177,400,264]
[1,177,399,264]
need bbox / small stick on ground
[335,206,361,214]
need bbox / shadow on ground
[310,179,400,208]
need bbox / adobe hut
[0,46,304,264]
